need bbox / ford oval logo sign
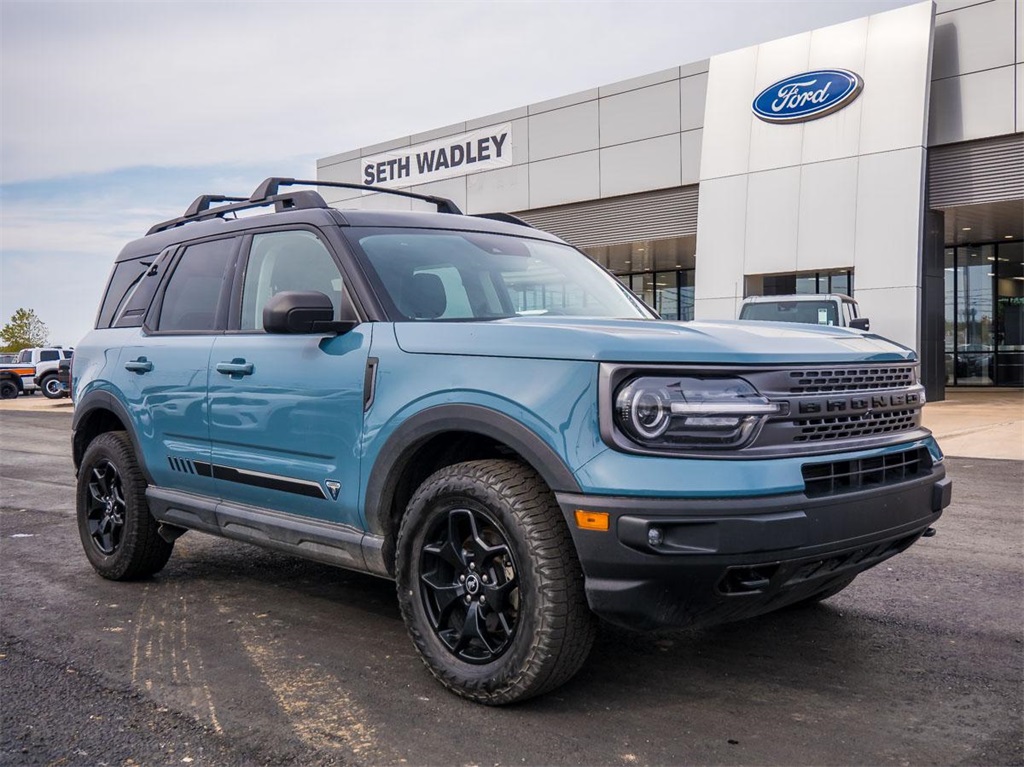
[752,69,864,124]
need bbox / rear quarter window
[96,256,155,328]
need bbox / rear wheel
[76,432,173,580]
[0,380,18,399]
[396,459,596,705]
[41,374,63,399]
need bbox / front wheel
[76,431,173,580]
[40,374,64,399]
[396,459,596,705]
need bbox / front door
[208,229,369,528]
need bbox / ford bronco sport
[72,178,951,704]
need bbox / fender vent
[168,456,197,475]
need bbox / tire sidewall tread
[396,459,596,705]
[76,431,172,580]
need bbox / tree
[1,308,50,353]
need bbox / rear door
[117,236,239,496]
[208,228,370,528]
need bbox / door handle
[216,359,254,378]
[124,357,153,373]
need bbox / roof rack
[147,189,328,235]
[183,195,249,217]
[250,177,463,215]
[146,176,469,237]
[472,212,534,229]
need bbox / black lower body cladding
[556,467,950,631]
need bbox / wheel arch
[364,405,581,574]
[72,391,153,483]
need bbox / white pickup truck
[0,347,74,398]
[739,294,870,330]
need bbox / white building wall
[694,1,935,353]
[929,0,1022,144]
[316,64,708,215]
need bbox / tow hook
[922,527,937,538]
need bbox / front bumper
[556,466,950,630]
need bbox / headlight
[614,376,779,450]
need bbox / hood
[393,318,916,365]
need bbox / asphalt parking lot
[1,408,1021,766]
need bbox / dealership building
[318,0,1024,396]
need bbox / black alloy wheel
[419,506,520,664]
[84,459,127,555]
[76,431,174,580]
[396,459,596,705]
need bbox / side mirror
[263,291,355,334]
[850,317,870,331]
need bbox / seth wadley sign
[362,123,513,189]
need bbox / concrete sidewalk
[2,388,1022,460]
[922,389,1023,461]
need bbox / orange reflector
[574,510,609,531]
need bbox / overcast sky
[1,0,917,346]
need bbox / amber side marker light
[574,510,610,531]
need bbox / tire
[0,380,18,400]
[76,431,173,580]
[787,573,857,609]
[396,459,597,705]
[40,374,63,399]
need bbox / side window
[39,350,59,362]
[240,231,342,331]
[157,239,235,332]
[62,350,74,359]
[96,257,152,328]
[113,249,172,328]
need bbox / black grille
[786,366,916,394]
[801,447,931,498]
[793,409,918,442]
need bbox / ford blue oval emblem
[752,69,864,124]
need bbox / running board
[146,487,390,578]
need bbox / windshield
[740,300,840,326]
[346,228,653,321]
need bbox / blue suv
[72,178,951,704]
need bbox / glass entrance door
[944,240,1024,387]
[995,242,1023,385]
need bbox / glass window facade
[615,270,695,320]
[749,269,853,297]
[580,235,696,321]
[944,241,1023,386]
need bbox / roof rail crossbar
[146,191,329,235]
[472,212,535,229]
[251,177,464,215]
[184,195,250,217]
